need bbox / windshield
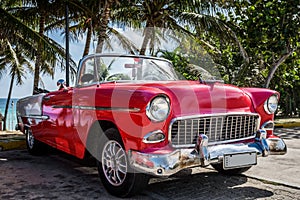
[77,55,179,85]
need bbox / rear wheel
[25,129,46,155]
[97,128,149,197]
[211,163,251,175]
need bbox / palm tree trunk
[139,27,151,55]
[83,25,92,56]
[3,71,15,131]
[33,14,45,94]
[96,0,114,53]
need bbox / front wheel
[97,128,149,197]
[211,163,251,175]
[25,128,46,155]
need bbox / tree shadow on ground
[274,127,300,139]
[147,169,274,200]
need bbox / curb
[275,122,300,128]
[0,132,26,151]
[243,174,300,191]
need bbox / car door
[42,88,76,154]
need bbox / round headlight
[146,96,170,122]
[264,94,279,114]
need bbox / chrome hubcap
[27,130,34,149]
[102,140,127,186]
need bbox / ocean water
[0,98,18,131]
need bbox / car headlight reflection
[146,96,170,122]
[264,94,279,114]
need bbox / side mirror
[57,79,65,86]
[57,79,67,90]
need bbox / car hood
[148,81,252,116]
[109,81,253,116]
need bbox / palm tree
[13,0,71,93]
[1,1,77,94]
[66,0,138,56]
[95,0,115,53]
[0,39,33,130]
[64,0,106,56]
[109,0,235,56]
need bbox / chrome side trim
[25,115,49,120]
[52,105,140,112]
[82,106,141,112]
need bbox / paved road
[245,127,300,189]
[0,128,299,199]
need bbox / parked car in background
[16,54,287,197]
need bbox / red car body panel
[20,80,277,159]
[16,54,282,160]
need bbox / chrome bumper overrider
[128,130,287,177]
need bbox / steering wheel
[106,73,130,81]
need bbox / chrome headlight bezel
[146,95,170,122]
[264,94,279,114]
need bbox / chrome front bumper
[128,130,287,177]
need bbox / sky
[0,33,84,99]
[0,27,182,99]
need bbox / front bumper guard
[128,130,287,177]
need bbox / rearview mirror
[124,64,141,68]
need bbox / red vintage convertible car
[16,54,287,197]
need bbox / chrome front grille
[170,114,259,147]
